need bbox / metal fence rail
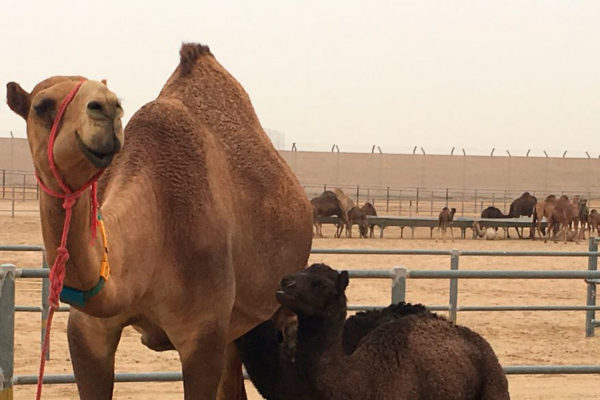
[2,241,600,397]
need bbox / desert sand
[2,215,599,400]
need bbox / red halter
[35,79,107,399]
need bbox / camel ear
[101,79,107,86]
[6,82,31,119]
[336,271,349,294]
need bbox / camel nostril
[87,101,103,112]
[281,277,296,289]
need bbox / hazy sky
[2,1,600,156]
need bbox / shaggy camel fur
[333,188,356,237]
[274,264,510,400]
[311,191,346,238]
[6,43,312,399]
[473,221,499,240]
[438,207,457,242]
[237,302,428,400]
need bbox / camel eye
[33,98,55,116]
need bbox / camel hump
[179,43,212,76]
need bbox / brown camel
[336,205,369,238]
[359,202,377,238]
[548,195,580,244]
[6,43,312,399]
[532,195,556,242]
[508,192,537,238]
[333,188,356,237]
[437,207,456,242]
[311,191,346,238]
[578,198,589,240]
[589,209,600,236]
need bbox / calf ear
[101,79,107,86]
[337,271,349,294]
[6,82,31,119]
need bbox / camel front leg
[172,323,229,400]
[67,310,123,400]
[217,343,247,400]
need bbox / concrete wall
[2,138,599,193]
[280,150,600,193]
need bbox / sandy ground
[2,216,600,400]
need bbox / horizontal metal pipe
[311,248,600,257]
[348,305,600,312]
[0,245,44,252]
[347,270,394,279]
[408,270,600,279]
[503,365,600,374]
[15,306,42,312]
[13,364,600,385]
[6,268,600,280]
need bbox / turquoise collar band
[60,277,106,307]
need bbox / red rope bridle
[35,80,106,400]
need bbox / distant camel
[589,210,600,236]
[360,202,377,238]
[311,191,346,238]
[508,192,537,238]
[438,207,457,242]
[336,206,369,238]
[472,221,499,240]
[481,206,508,219]
[549,195,580,244]
[480,205,508,237]
[533,195,556,242]
[578,199,589,240]
[333,188,357,238]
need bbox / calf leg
[67,310,123,400]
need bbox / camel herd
[313,189,598,243]
[478,192,598,244]
[310,188,378,238]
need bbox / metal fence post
[445,188,449,207]
[1,170,5,199]
[356,185,360,204]
[449,251,459,323]
[416,188,420,214]
[42,254,50,360]
[586,238,598,337]
[474,189,478,215]
[391,267,407,304]
[11,187,15,218]
[386,187,390,213]
[430,191,434,216]
[0,264,16,400]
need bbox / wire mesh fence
[303,184,600,218]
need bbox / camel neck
[295,311,346,384]
[39,189,105,297]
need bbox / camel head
[276,263,349,318]
[6,77,124,189]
